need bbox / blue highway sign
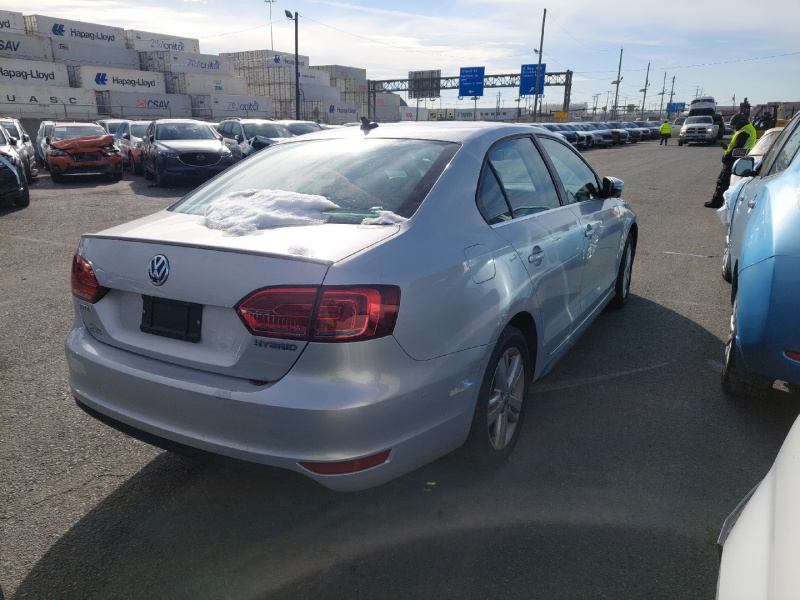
[520,64,546,96]
[459,67,485,97]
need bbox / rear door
[476,135,585,356]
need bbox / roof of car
[278,121,551,145]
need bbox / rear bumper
[65,321,484,491]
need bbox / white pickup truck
[678,115,719,146]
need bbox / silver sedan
[66,121,637,491]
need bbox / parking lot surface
[2,141,798,599]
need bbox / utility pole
[667,76,675,118]
[639,62,650,120]
[657,72,666,119]
[592,93,600,118]
[264,0,276,51]
[532,8,547,123]
[611,48,623,120]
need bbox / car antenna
[360,116,378,134]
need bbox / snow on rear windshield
[203,189,340,235]
[171,138,459,224]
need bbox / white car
[717,413,800,598]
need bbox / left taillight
[236,285,400,343]
[71,254,109,303]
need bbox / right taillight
[236,285,400,342]
[71,254,109,304]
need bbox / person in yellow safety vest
[705,112,758,208]
[659,120,671,145]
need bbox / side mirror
[23,134,30,142]
[45,136,51,145]
[149,135,154,143]
[9,137,19,146]
[732,157,755,178]
[602,176,624,199]
[236,134,243,143]
[123,133,131,140]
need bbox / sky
[3,0,799,114]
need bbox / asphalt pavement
[1,139,798,599]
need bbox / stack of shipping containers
[1,10,367,125]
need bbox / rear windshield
[172,138,459,224]
[52,125,106,139]
[285,122,324,135]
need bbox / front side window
[539,137,601,204]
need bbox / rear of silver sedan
[66,226,484,491]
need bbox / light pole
[532,9,546,122]
[264,0,276,51]
[611,48,623,119]
[285,10,300,120]
[639,62,650,119]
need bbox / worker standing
[704,112,757,208]
[659,120,671,145]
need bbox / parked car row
[532,120,667,152]
[0,121,31,207]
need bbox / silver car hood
[90,209,401,264]
[717,414,800,599]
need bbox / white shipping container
[326,101,361,125]
[0,32,54,61]
[222,50,309,69]
[314,65,367,81]
[164,73,246,95]
[400,106,427,121]
[0,83,97,118]
[69,65,166,93]
[0,58,69,87]
[375,92,401,108]
[0,10,26,34]
[52,40,139,69]
[139,51,235,76]
[300,83,339,103]
[126,29,199,53]
[190,94,274,118]
[95,90,192,118]
[24,15,126,48]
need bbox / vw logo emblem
[196,154,205,162]
[147,255,169,286]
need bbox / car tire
[13,170,30,207]
[721,297,773,398]
[466,325,530,468]
[50,171,63,183]
[144,164,153,180]
[587,138,594,150]
[608,233,635,310]
[678,140,683,146]
[133,158,143,176]
[111,172,123,182]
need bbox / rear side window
[538,137,601,203]
[477,136,561,223]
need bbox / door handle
[747,198,757,209]
[528,246,544,266]
[584,224,595,237]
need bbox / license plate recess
[140,295,202,343]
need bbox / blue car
[721,111,800,396]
